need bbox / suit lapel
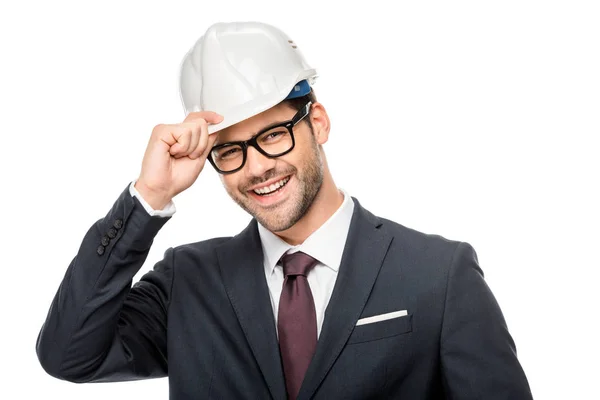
[298,198,393,400]
[216,220,286,400]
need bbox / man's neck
[274,175,344,246]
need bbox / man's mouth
[251,176,291,196]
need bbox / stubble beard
[227,145,324,232]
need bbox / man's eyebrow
[259,120,288,132]
[213,119,289,146]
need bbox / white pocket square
[356,310,408,326]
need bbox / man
[36,21,532,399]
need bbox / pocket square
[356,310,408,326]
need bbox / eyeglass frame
[207,101,313,174]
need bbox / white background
[1,0,598,398]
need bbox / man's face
[213,102,325,232]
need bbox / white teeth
[253,177,290,195]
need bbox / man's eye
[219,147,241,159]
[267,131,284,139]
[262,130,288,142]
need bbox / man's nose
[245,145,276,178]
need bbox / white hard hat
[179,21,318,134]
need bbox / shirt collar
[258,189,355,276]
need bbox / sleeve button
[107,227,117,239]
[113,219,123,230]
[101,235,110,246]
[97,245,105,255]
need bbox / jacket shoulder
[373,215,469,289]
[375,213,473,280]
[378,215,462,253]
[173,236,233,256]
[353,198,464,255]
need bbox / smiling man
[211,96,338,246]
[36,22,533,399]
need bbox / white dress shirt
[128,180,355,338]
[257,190,354,338]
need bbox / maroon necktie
[278,251,319,400]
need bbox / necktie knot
[280,251,318,278]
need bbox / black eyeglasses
[208,101,312,174]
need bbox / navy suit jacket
[36,183,532,399]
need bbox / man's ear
[309,102,331,145]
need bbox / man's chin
[253,208,296,232]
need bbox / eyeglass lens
[211,125,293,172]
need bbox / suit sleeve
[36,182,175,383]
[440,242,533,399]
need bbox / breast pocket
[347,313,413,345]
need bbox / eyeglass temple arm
[292,101,312,125]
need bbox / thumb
[184,110,224,124]
[203,111,224,125]
[199,132,219,160]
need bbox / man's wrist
[134,181,172,211]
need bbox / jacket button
[101,235,110,246]
[107,227,117,239]
[113,219,123,230]
[97,245,105,255]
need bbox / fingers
[160,111,222,160]
[201,133,219,160]
[186,120,202,159]
[169,119,214,160]
[182,112,223,160]
[189,119,209,159]
[168,125,192,158]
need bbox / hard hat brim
[205,75,315,134]
[196,72,316,135]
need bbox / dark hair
[280,88,317,132]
